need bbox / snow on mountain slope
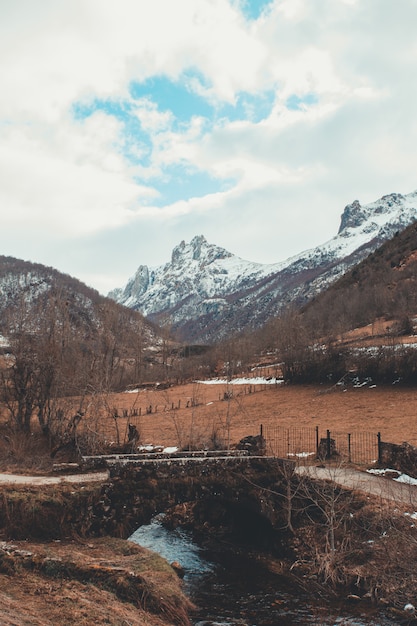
[109,190,417,343]
[110,236,286,315]
[280,191,417,271]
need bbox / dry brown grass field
[85,379,417,451]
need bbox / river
[130,516,395,625]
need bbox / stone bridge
[82,451,293,547]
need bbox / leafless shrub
[0,423,52,471]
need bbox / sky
[1,0,417,294]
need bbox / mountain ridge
[109,190,417,343]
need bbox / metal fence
[330,430,379,465]
[262,425,318,463]
[262,424,380,466]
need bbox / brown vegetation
[301,221,417,339]
[74,382,417,452]
[0,537,193,626]
[293,491,417,610]
[2,380,417,623]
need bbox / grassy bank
[0,536,194,626]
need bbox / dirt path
[0,471,109,485]
[296,465,417,507]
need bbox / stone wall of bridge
[91,456,292,541]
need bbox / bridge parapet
[82,449,251,471]
[105,453,272,477]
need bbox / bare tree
[296,464,363,586]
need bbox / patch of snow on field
[196,377,284,385]
[124,377,283,393]
[288,452,315,458]
[137,444,163,453]
[251,363,282,371]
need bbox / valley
[2,189,417,624]
[2,376,416,474]
[4,0,417,620]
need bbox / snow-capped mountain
[109,190,417,342]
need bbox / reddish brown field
[88,381,417,450]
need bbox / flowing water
[130,516,394,625]
[130,514,214,583]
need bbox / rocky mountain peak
[338,193,409,236]
[380,192,406,207]
[190,234,207,260]
[338,200,364,234]
[129,265,150,296]
[171,234,231,267]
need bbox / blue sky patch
[286,93,318,111]
[130,72,213,123]
[238,0,274,21]
[146,164,234,207]
[72,98,153,165]
[71,74,275,204]
[130,73,276,126]
[72,76,276,164]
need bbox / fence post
[348,433,351,463]
[326,430,331,460]
[377,432,382,465]
[260,424,263,437]
[315,426,319,457]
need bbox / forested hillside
[302,221,417,338]
[252,221,417,384]
[0,256,172,436]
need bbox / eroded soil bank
[0,537,193,626]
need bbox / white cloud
[132,99,174,134]
[1,0,417,292]
[0,110,155,235]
